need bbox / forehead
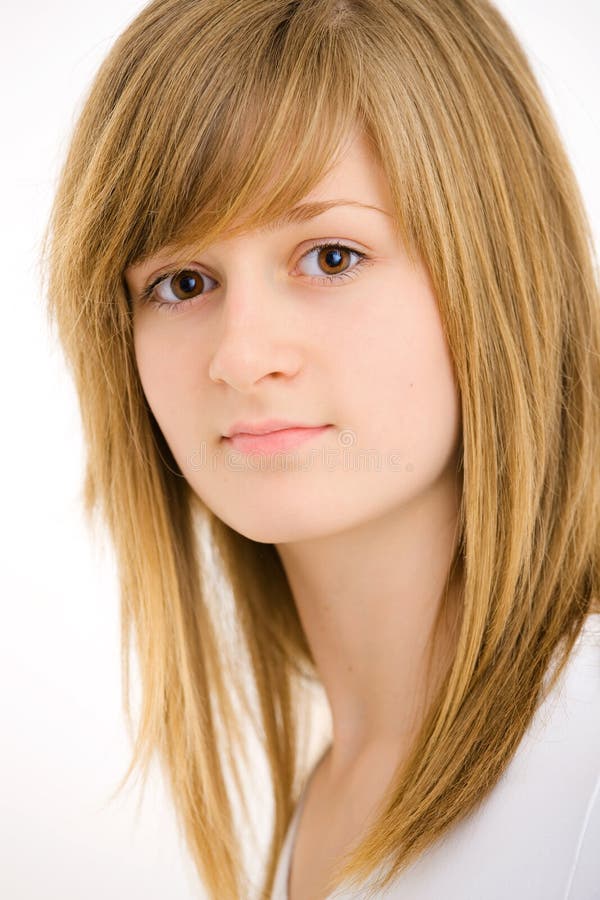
[125,132,394,273]
[208,127,391,238]
[284,129,393,215]
[123,199,392,284]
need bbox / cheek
[132,322,194,420]
[343,286,460,458]
[400,316,461,463]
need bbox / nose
[207,273,304,392]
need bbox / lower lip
[224,425,332,454]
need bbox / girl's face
[125,130,462,543]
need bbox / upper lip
[224,418,328,437]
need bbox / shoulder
[537,612,600,899]
[564,768,600,899]
[530,611,600,756]
[366,613,600,900]
[477,613,600,878]
[460,612,600,897]
[530,611,600,774]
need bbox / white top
[271,613,600,899]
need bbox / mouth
[222,424,332,455]
[223,417,329,437]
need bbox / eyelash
[137,240,372,314]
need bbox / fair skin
[125,129,462,898]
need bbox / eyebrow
[128,199,393,277]
[259,199,392,233]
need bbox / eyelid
[293,238,368,266]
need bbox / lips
[223,424,332,454]
[224,418,327,438]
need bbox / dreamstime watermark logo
[186,427,415,473]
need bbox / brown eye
[151,267,216,307]
[170,270,205,300]
[316,246,351,276]
[296,243,366,282]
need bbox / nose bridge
[207,248,302,388]
[220,243,273,319]
[217,243,288,335]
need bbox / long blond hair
[42,0,600,897]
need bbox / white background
[1,2,599,898]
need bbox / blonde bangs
[61,0,383,282]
